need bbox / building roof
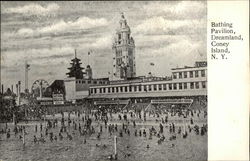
[171,61,207,71]
[87,90,207,99]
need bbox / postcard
[0,1,248,161]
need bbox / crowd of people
[0,104,207,159]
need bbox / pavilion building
[43,13,207,110]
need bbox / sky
[1,1,207,91]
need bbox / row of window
[76,80,108,85]
[117,58,122,65]
[116,51,122,57]
[113,63,135,68]
[118,33,130,40]
[173,70,206,79]
[117,39,132,45]
[90,81,206,94]
[113,56,135,60]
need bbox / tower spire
[75,49,77,58]
[121,12,124,18]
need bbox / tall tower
[112,13,135,80]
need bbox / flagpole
[88,51,90,66]
[152,63,155,77]
[23,127,25,145]
[25,61,30,92]
[27,62,29,92]
[150,63,151,76]
[25,61,27,91]
[149,63,154,77]
[114,135,117,159]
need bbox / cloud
[138,39,206,67]
[3,3,60,16]
[134,16,206,35]
[39,17,108,34]
[142,1,206,19]
[1,46,75,67]
[13,16,109,38]
[1,32,112,69]
[89,35,112,49]
[16,28,35,36]
[157,40,204,57]
[135,38,206,77]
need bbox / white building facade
[88,62,207,99]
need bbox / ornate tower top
[117,13,130,33]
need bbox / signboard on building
[37,97,53,105]
[52,93,64,105]
[40,101,53,105]
[53,100,64,105]
[195,61,207,67]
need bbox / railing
[94,99,130,105]
[151,99,193,104]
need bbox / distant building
[44,80,65,97]
[112,13,136,80]
[55,50,109,103]
[60,51,108,102]
[64,77,109,103]
[66,50,85,79]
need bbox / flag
[150,62,154,66]
[26,63,30,70]
[89,49,93,55]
